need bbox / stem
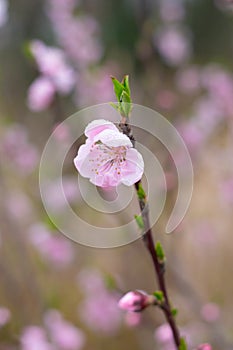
[119,119,181,349]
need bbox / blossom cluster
[27,0,116,112]
[21,310,85,350]
[27,40,76,111]
[0,124,38,175]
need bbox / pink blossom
[74,120,144,187]
[52,67,76,94]
[0,307,11,327]
[40,236,74,267]
[43,309,62,327]
[193,96,223,131]
[154,323,173,344]
[0,0,8,27]
[74,66,116,107]
[2,124,27,146]
[155,26,192,66]
[44,176,80,212]
[13,146,38,173]
[156,90,177,110]
[44,310,85,350]
[201,65,233,115]
[220,178,233,205]
[179,323,203,348]
[179,95,223,153]
[124,312,142,327]
[27,76,55,112]
[158,0,185,22]
[76,268,106,295]
[21,314,85,350]
[77,268,122,334]
[1,124,38,174]
[188,221,217,247]
[47,0,76,13]
[84,119,119,139]
[79,291,122,335]
[29,223,74,267]
[118,290,151,312]
[46,0,103,68]
[5,191,32,221]
[201,65,233,95]
[201,303,220,323]
[20,326,54,350]
[175,66,201,94]
[214,0,233,12]
[179,121,204,151]
[52,123,71,143]
[30,40,76,94]
[30,40,67,76]
[197,344,212,350]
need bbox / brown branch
[119,120,181,349]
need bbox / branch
[119,119,181,349]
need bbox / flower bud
[118,290,155,312]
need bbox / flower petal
[90,170,120,187]
[73,141,92,175]
[97,129,132,148]
[120,148,144,186]
[85,119,119,139]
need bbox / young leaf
[153,290,164,302]
[121,75,131,97]
[109,102,119,113]
[137,183,146,200]
[111,76,125,102]
[134,215,144,230]
[120,90,132,117]
[179,338,187,350]
[171,308,178,317]
[155,241,166,262]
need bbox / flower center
[90,141,128,176]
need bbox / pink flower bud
[197,344,212,350]
[118,290,153,312]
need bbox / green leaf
[155,241,166,262]
[120,90,131,103]
[111,76,125,102]
[137,183,146,200]
[120,90,132,117]
[179,338,187,350]
[109,102,120,113]
[111,75,132,117]
[153,290,164,302]
[171,308,178,317]
[134,215,144,229]
[121,75,131,97]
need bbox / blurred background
[1,0,233,349]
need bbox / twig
[119,118,181,349]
